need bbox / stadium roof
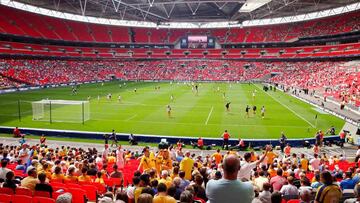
[3,0,360,28]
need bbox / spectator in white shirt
[280,176,299,196]
[0,160,12,181]
[258,183,272,203]
[238,147,270,181]
[254,171,269,191]
[309,154,320,171]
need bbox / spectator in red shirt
[339,131,346,148]
[13,127,21,138]
[197,138,204,150]
[270,168,287,192]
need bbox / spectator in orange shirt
[222,130,230,150]
[211,149,222,166]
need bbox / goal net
[32,100,90,123]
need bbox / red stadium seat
[287,200,301,203]
[81,185,97,201]
[34,191,51,198]
[67,188,87,203]
[0,194,12,203]
[32,196,55,203]
[11,194,33,203]
[16,187,33,196]
[0,187,14,195]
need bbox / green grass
[0,81,345,139]
[0,133,159,147]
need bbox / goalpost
[32,100,90,123]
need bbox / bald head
[222,155,240,179]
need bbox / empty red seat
[81,185,97,201]
[67,188,87,203]
[16,187,33,196]
[11,194,33,203]
[0,187,14,195]
[32,196,55,203]
[0,194,11,203]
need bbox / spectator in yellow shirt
[65,167,78,182]
[21,168,38,191]
[78,168,92,183]
[153,183,176,203]
[51,166,65,182]
[95,171,105,185]
[138,149,152,173]
[180,151,194,180]
[300,154,309,171]
[158,170,172,189]
[161,150,172,171]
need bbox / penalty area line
[125,114,137,121]
[205,106,214,125]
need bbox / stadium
[0,0,360,202]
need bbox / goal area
[32,100,90,123]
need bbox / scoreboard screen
[180,36,215,49]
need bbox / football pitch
[0,81,345,139]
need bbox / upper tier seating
[0,5,360,44]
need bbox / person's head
[5,171,14,181]
[180,191,193,203]
[96,171,102,178]
[287,176,294,185]
[321,171,334,185]
[173,177,181,187]
[244,153,251,162]
[345,171,352,179]
[179,171,186,179]
[132,176,140,186]
[115,190,128,203]
[28,168,37,178]
[215,171,222,180]
[137,193,153,203]
[54,166,62,175]
[263,182,271,191]
[141,187,155,197]
[354,184,360,198]
[194,174,203,185]
[81,167,88,175]
[38,172,47,183]
[157,183,167,193]
[167,186,176,197]
[222,154,240,180]
[139,174,150,187]
[276,168,283,176]
[113,164,118,172]
[271,191,282,203]
[1,160,8,168]
[56,192,72,203]
[300,189,312,202]
[161,170,168,179]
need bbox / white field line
[125,114,137,121]
[255,85,316,128]
[205,106,214,125]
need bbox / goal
[32,100,90,123]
